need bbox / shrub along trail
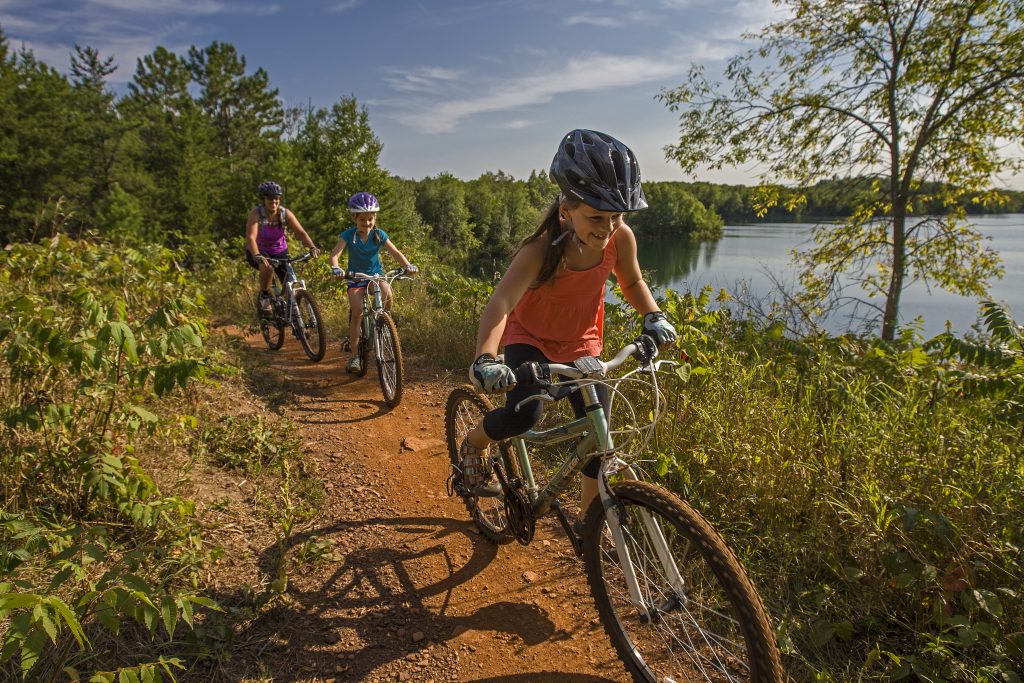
[229,332,631,683]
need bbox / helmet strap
[550,229,570,247]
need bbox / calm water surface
[634,214,1024,337]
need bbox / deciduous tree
[660,0,1023,339]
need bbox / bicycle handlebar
[261,251,316,266]
[341,267,414,281]
[513,335,659,387]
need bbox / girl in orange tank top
[459,129,678,517]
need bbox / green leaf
[161,595,176,640]
[970,588,1004,617]
[177,597,193,628]
[49,596,88,648]
[808,618,835,648]
[20,627,45,677]
[0,593,42,612]
[39,610,58,643]
[128,405,159,424]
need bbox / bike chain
[494,460,534,545]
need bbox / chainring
[495,461,534,545]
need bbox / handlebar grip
[514,361,550,387]
[632,335,658,363]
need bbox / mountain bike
[256,251,327,361]
[342,268,413,408]
[444,336,783,683]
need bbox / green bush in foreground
[0,236,216,681]
[603,288,1023,681]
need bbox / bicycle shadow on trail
[292,394,392,424]
[467,675,618,683]
[213,514,596,682]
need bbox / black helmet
[549,129,647,212]
[258,180,283,198]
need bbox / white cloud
[87,0,226,14]
[392,50,692,134]
[330,0,360,13]
[563,15,617,27]
[383,65,463,93]
[252,4,280,16]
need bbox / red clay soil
[223,333,633,683]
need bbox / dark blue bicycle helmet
[549,129,647,212]
[348,192,380,213]
[259,180,283,198]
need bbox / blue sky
[2,0,781,183]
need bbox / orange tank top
[502,236,618,362]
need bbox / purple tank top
[255,207,288,254]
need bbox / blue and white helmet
[348,192,380,213]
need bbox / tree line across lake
[4,30,1022,275]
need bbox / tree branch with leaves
[660,0,1023,339]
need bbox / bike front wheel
[257,298,285,351]
[583,480,782,683]
[294,290,326,362]
[374,312,404,407]
[444,387,521,544]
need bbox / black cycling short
[245,248,290,287]
[482,343,610,478]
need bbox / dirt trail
[232,333,632,683]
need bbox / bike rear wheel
[355,325,370,377]
[444,387,520,544]
[294,290,326,362]
[257,297,285,351]
[374,312,404,407]
[583,480,782,683]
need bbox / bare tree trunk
[882,206,907,341]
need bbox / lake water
[634,214,1024,338]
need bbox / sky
[0,0,789,184]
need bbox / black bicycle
[256,251,327,361]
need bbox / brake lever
[513,391,557,413]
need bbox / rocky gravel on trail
[215,335,632,682]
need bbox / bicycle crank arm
[551,499,583,558]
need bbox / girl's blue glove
[643,311,677,346]
[470,353,515,393]
[331,266,344,277]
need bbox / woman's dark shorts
[245,248,290,286]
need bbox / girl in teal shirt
[329,192,418,373]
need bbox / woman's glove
[405,263,419,274]
[330,266,344,277]
[643,311,677,346]
[469,353,515,393]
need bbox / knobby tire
[375,312,404,407]
[443,387,520,544]
[583,480,783,683]
[257,296,285,351]
[295,290,326,362]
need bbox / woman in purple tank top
[245,180,320,312]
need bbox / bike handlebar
[513,336,659,387]
[261,251,316,265]
[340,267,414,281]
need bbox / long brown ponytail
[514,197,580,288]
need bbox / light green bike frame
[506,377,687,612]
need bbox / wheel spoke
[586,482,779,683]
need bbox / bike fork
[598,461,687,618]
